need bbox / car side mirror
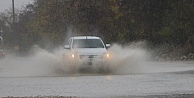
[64,45,70,49]
[106,44,110,48]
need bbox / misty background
[0,0,194,60]
[0,0,32,12]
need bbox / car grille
[80,55,102,59]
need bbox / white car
[63,36,111,70]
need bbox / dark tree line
[0,0,194,53]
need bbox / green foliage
[1,0,194,52]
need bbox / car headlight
[71,54,75,58]
[70,52,79,59]
[106,53,110,58]
[104,53,111,59]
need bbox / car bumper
[68,57,108,65]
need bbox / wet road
[0,59,194,97]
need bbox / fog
[0,42,194,77]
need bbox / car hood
[72,48,107,55]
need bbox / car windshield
[72,39,104,48]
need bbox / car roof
[71,36,100,39]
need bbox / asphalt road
[0,57,194,98]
